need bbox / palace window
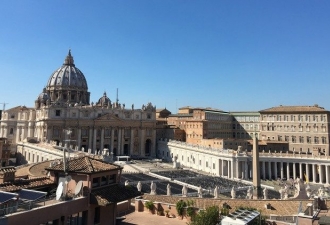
[314,137,319,144]
[55,110,61,117]
[322,125,326,132]
[322,137,327,144]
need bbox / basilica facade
[0,51,157,157]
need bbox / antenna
[62,129,75,173]
[75,180,83,196]
[116,88,119,104]
[0,102,9,111]
[55,182,64,200]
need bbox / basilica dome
[46,50,88,90]
[35,50,90,108]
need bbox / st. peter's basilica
[0,50,157,157]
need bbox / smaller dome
[96,92,111,107]
[37,88,50,103]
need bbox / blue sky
[0,1,329,113]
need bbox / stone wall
[142,194,312,217]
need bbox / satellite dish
[55,182,64,200]
[75,180,83,196]
[63,183,67,195]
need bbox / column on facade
[280,162,284,179]
[286,163,290,180]
[93,128,97,153]
[28,122,33,137]
[268,162,272,179]
[47,126,52,143]
[293,163,296,180]
[234,159,238,179]
[244,160,248,179]
[306,163,310,182]
[100,127,104,152]
[274,162,278,179]
[227,160,230,179]
[221,160,224,176]
[262,161,266,180]
[299,163,303,180]
[77,128,81,150]
[130,128,134,156]
[111,128,114,153]
[140,128,145,156]
[326,165,329,185]
[21,126,25,142]
[312,164,317,183]
[118,128,122,155]
[0,125,3,137]
[41,125,45,142]
[88,127,93,150]
[151,129,156,157]
[319,165,323,184]
[16,126,21,143]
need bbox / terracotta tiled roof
[260,105,329,113]
[90,184,142,206]
[0,177,55,192]
[0,167,16,173]
[46,156,121,174]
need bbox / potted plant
[186,200,195,221]
[165,209,170,218]
[176,200,187,219]
[145,200,155,214]
[157,209,164,216]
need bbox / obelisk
[252,135,261,199]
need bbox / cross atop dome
[64,49,75,66]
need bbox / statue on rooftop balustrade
[198,186,203,198]
[137,181,142,192]
[150,181,157,195]
[231,187,236,199]
[167,183,171,196]
[182,185,188,197]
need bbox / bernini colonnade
[158,140,330,185]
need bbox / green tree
[176,200,187,218]
[188,205,220,225]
